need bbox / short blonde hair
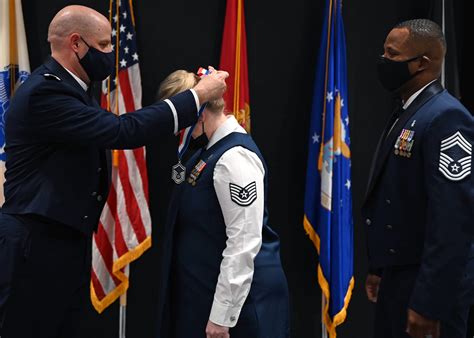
[157,70,225,113]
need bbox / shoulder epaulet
[43,73,61,81]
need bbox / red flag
[91,0,151,313]
[219,0,251,132]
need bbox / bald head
[48,5,110,48]
[47,5,112,83]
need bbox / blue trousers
[0,212,90,338]
[374,263,474,338]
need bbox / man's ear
[70,33,81,53]
[418,55,431,71]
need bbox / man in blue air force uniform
[155,70,289,338]
[363,19,474,338]
[0,5,228,338]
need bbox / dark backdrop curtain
[20,0,470,337]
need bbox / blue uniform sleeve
[409,107,474,320]
[26,80,197,149]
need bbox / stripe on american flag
[91,0,152,314]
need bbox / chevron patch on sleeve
[229,182,257,206]
[439,131,472,181]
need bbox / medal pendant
[172,161,186,184]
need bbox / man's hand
[206,320,230,338]
[365,274,381,303]
[193,66,229,103]
[406,308,440,338]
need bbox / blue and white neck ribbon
[172,67,210,184]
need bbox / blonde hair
[157,70,225,113]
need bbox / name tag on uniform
[394,129,415,158]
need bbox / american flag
[91,0,151,313]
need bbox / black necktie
[385,100,404,141]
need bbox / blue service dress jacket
[362,80,474,320]
[2,57,198,235]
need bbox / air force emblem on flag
[229,181,257,206]
[439,131,472,181]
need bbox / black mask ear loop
[74,36,90,62]
[201,121,205,136]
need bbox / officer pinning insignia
[394,128,415,158]
[43,73,61,81]
[187,159,207,186]
[439,131,472,181]
[229,181,257,206]
[171,161,186,184]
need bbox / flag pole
[119,265,129,338]
[440,0,446,87]
[322,294,328,338]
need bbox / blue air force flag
[303,0,354,337]
[0,0,30,205]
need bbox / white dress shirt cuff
[189,88,201,112]
[209,298,242,328]
[164,99,178,134]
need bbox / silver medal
[171,162,186,184]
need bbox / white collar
[206,115,246,149]
[64,67,89,91]
[402,79,437,110]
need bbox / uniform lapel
[364,81,444,202]
[43,57,92,104]
[364,102,402,198]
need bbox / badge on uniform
[171,161,186,184]
[394,129,415,158]
[439,131,472,181]
[229,181,257,206]
[43,73,61,81]
[187,160,207,186]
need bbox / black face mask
[189,133,209,150]
[189,122,209,150]
[76,37,115,82]
[376,55,421,92]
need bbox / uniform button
[83,215,89,220]
[97,195,103,202]
[386,224,393,230]
[91,191,97,196]
[97,167,102,173]
[389,248,396,254]
[366,218,372,226]
[230,316,236,322]
[386,199,391,205]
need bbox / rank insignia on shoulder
[187,160,207,186]
[43,73,61,81]
[229,181,257,206]
[394,128,415,158]
[439,131,472,181]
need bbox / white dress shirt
[64,67,88,91]
[402,79,437,110]
[386,79,438,139]
[207,116,265,327]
